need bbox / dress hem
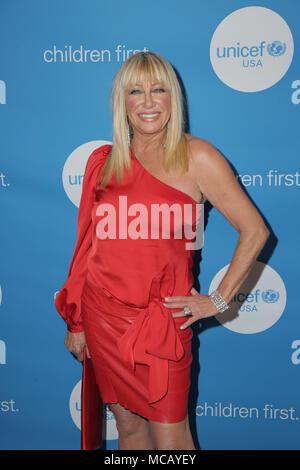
[104,398,189,424]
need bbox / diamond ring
[184,306,192,316]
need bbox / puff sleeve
[54,144,111,333]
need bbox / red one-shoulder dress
[55,144,200,448]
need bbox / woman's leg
[109,403,156,450]
[148,414,195,450]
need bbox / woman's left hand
[163,287,219,330]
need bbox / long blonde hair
[96,51,188,189]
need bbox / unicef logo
[261,289,280,303]
[62,140,111,207]
[104,405,119,441]
[69,381,118,440]
[209,261,286,334]
[267,41,287,57]
[210,7,294,92]
[69,380,81,430]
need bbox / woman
[55,51,269,450]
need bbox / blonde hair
[96,51,188,189]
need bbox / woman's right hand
[64,330,91,362]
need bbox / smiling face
[125,79,171,138]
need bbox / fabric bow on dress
[117,263,185,404]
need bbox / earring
[127,121,133,146]
[127,126,131,145]
[163,120,170,149]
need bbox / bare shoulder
[184,134,236,201]
[183,135,269,235]
[185,134,235,178]
[185,133,224,164]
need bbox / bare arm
[191,138,270,303]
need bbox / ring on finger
[184,306,193,316]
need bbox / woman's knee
[109,403,148,438]
[149,417,195,450]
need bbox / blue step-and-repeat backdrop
[1,0,299,450]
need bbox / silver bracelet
[209,289,229,313]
